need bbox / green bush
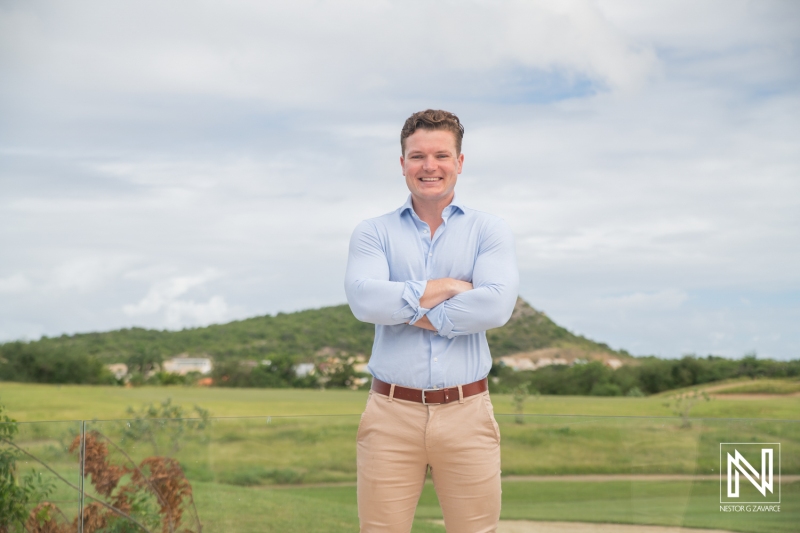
[0,342,116,385]
[219,467,304,486]
[490,354,800,397]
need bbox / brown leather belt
[371,377,488,404]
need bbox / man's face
[401,129,464,205]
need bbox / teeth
[420,178,440,181]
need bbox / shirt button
[428,252,432,257]
[433,358,438,362]
[422,229,428,234]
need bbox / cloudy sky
[1,0,798,359]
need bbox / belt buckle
[421,388,440,405]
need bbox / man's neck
[411,193,454,236]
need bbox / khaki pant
[357,388,501,533]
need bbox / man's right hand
[419,278,473,309]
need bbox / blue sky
[1,0,798,359]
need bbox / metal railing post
[79,420,86,533]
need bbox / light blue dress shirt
[345,195,519,389]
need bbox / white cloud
[122,270,228,327]
[0,1,798,359]
[52,257,129,291]
[0,0,657,109]
[598,289,689,311]
[0,274,31,294]
[162,295,230,330]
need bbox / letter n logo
[720,443,780,504]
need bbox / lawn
[3,384,798,532]
[191,479,800,532]
[2,382,800,422]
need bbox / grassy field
[713,378,800,395]
[3,383,798,531]
[189,479,800,532]
[2,382,800,422]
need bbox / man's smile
[419,177,442,181]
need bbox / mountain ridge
[0,298,626,364]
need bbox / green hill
[4,299,798,396]
[0,298,620,365]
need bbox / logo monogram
[720,443,780,504]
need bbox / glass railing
[4,414,797,532]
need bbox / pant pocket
[481,393,501,444]
[356,390,374,442]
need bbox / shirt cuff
[390,280,430,324]
[426,303,455,338]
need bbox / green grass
[5,385,798,532]
[492,479,799,533]
[714,379,800,395]
[189,480,800,533]
[3,383,800,422]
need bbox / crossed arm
[344,219,519,338]
[411,278,473,331]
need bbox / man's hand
[411,315,437,331]
[419,278,473,309]
[409,278,472,332]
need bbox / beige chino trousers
[357,388,501,533]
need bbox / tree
[663,389,710,429]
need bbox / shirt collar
[400,194,465,218]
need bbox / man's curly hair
[401,109,464,155]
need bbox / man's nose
[422,156,437,171]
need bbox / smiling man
[345,109,519,532]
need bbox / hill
[4,299,799,396]
[0,298,622,365]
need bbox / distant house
[162,357,213,375]
[294,363,315,377]
[106,363,128,380]
[605,358,623,370]
[498,356,537,372]
[498,355,569,372]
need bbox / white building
[162,357,213,375]
[294,363,316,377]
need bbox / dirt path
[502,474,800,482]
[495,521,736,533]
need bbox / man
[345,109,519,532]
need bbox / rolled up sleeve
[345,221,429,325]
[426,218,519,338]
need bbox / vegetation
[1,405,55,532]
[2,299,798,397]
[485,299,618,356]
[490,354,800,396]
[0,342,116,385]
[0,299,620,386]
[662,389,711,428]
[122,399,210,457]
[187,478,800,533]
[0,304,378,367]
[210,356,319,389]
[0,401,201,533]
[3,395,799,531]
[714,378,800,395]
[3,382,800,423]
